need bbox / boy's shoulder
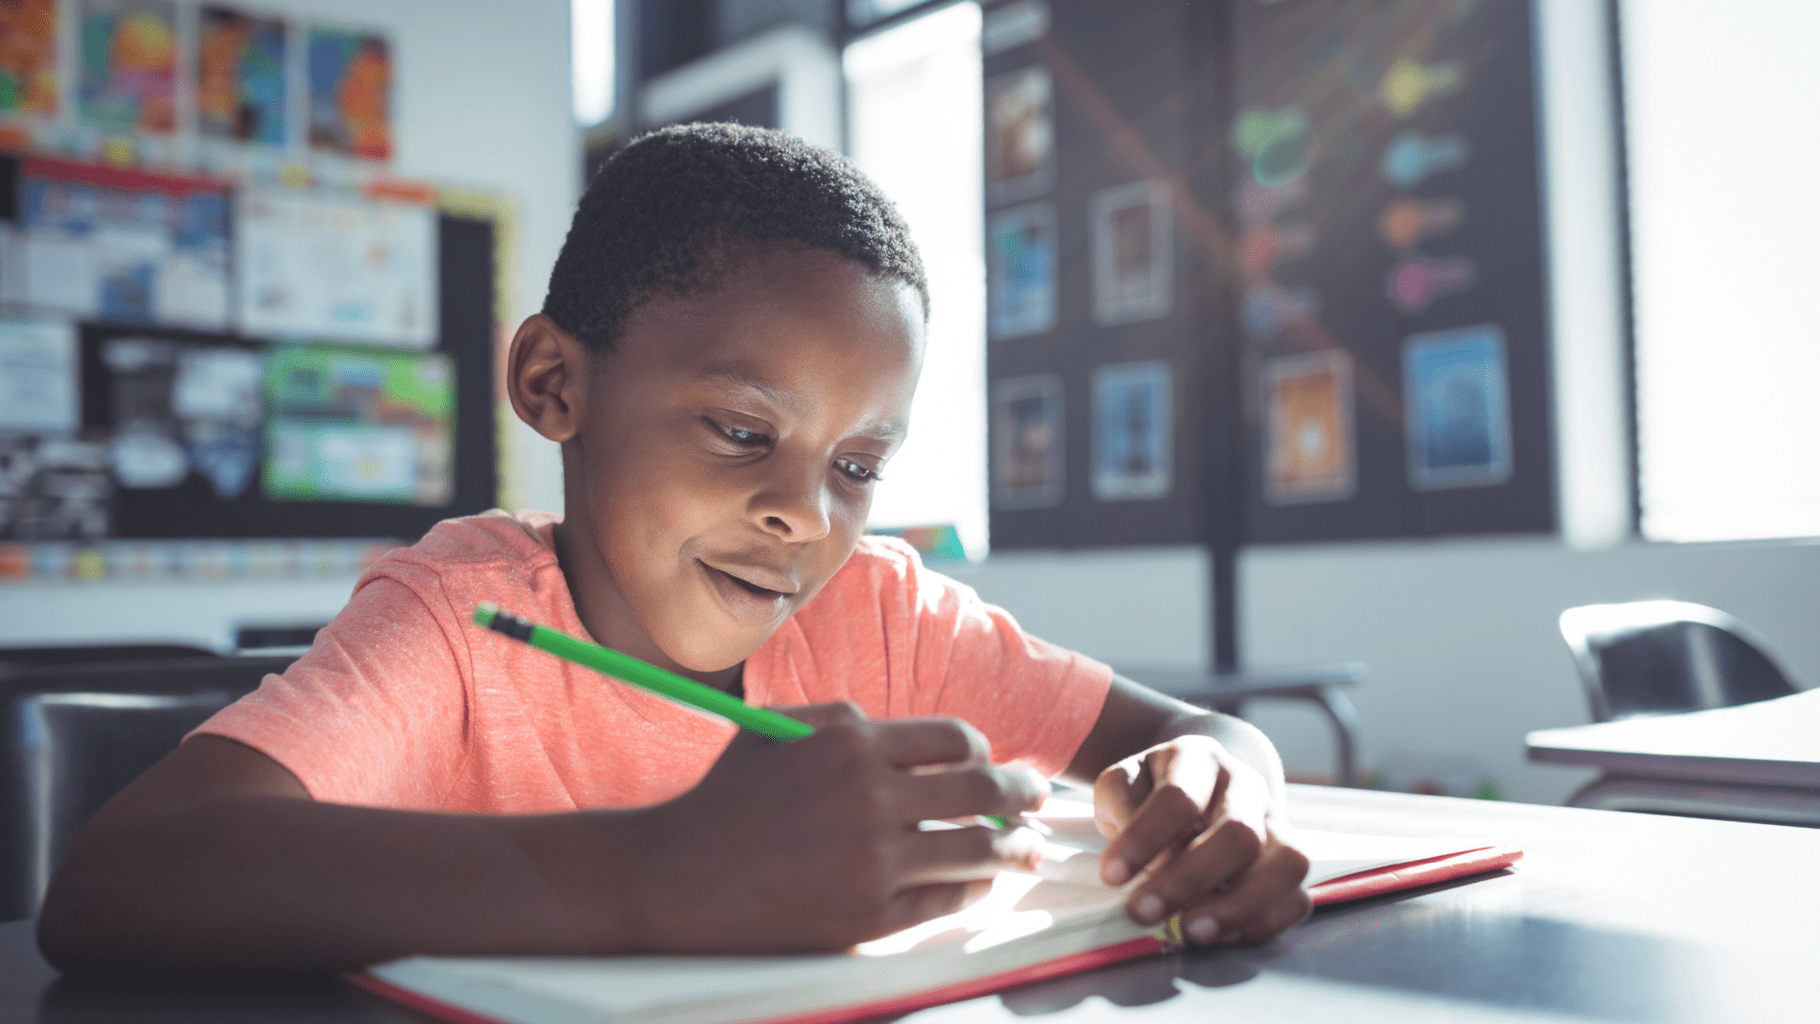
[367,509,562,582]
[812,534,977,613]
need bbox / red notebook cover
[348,841,1522,1024]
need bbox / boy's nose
[749,461,833,542]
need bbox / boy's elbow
[35,825,166,977]
[37,865,116,975]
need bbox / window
[844,3,989,556]
[1622,0,1820,542]
[572,0,615,125]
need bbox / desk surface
[1528,688,1820,787]
[5,786,1818,1024]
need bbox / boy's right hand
[622,702,1047,953]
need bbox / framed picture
[1091,361,1172,501]
[985,66,1054,205]
[987,202,1057,340]
[1263,349,1355,504]
[992,373,1063,509]
[1090,180,1172,325]
[307,25,392,160]
[1403,323,1512,490]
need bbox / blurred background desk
[1528,688,1820,826]
[5,785,1816,1023]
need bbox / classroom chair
[1557,600,1802,723]
[0,655,292,922]
[0,643,219,681]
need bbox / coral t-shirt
[194,510,1113,813]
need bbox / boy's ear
[506,314,593,443]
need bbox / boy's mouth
[698,559,797,623]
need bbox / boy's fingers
[898,764,1048,823]
[873,717,991,769]
[881,879,993,936]
[1092,757,1149,837]
[1136,813,1265,912]
[1099,748,1222,885]
[1172,838,1311,946]
[898,824,1042,883]
[774,701,870,731]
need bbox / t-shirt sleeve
[189,575,472,808]
[891,546,1113,778]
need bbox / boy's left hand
[1093,735,1310,946]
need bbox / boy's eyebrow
[694,363,810,415]
[693,362,907,443]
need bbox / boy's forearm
[39,797,657,974]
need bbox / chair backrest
[1558,601,1802,723]
[0,655,294,922]
[0,643,219,681]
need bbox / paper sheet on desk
[1026,798,1501,890]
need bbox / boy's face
[553,247,924,680]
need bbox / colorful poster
[986,201,1056,340]
[1263,349,1355,504]
[985,66,1053,205]
[77,0,177,133]
[992,374,1063,509]
[0,0,58,115]
[19,167,231,329]
[263,346,455,506]
[1403,323,1511,490]
[236,188,438,348]
[198,5,287,146]
[1090,180,1173,326]
[308,26,391,160]
[1091,360,1172,501]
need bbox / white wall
[0,0,577,649]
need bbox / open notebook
[354,800,1521,1024]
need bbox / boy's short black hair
[542,122,930,353]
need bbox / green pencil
[472,602,815,741]
[471,603,1015,830]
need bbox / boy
[39,125,1309,974]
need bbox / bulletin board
[981,0,1554,551]
[981,0,1231,550]
[0,154,498,544]
[1230,0,1555,543]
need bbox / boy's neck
[551,518,746,695]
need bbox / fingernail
[1102,859,1130,886]
[1133,894,1164,924]
[1187,916,1218,943]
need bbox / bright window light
[845,2,987,557]
[572,0,615,125]
[1623,0,1820,542]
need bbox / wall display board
[76,213,493,541]
[1230,0,1553,541]
[0,154,498,548]
[983,0,1554,553]
[982,0,1228,550]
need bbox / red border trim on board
[346,935,1164,1024]
[21,156,231,195]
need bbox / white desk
[1527,689,1820,824]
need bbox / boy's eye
[835,458,883,484]
[709,418,770,447]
